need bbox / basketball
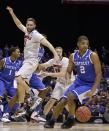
[75,106,92,123]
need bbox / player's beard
[59,55,62,60]
[27,27,35,33]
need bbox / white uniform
[16,26,44,83]
[45,57,75,100]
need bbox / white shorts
[15,58,38,83]
[51,82,69,100]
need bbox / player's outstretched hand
[6,6,13,13]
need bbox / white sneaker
[37,115,46,123]
[12,109,26,118]
[31,111,46,123]
[1,113,10,123]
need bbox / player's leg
[0,80,5,101]
[9,60,38,108]
[62,83,94,128]
[44,98,56,116]
[44,82,65,116]
[29,74,49,122]
[30,73,50,100]
[0,80,5,121]
[67,93,76,117]
[61,92,76,129]
[44,97,67,128]
[1,83,17,122]
[29,74,45,112]
[8,77,29,109]
[44,82,77,128]
[38,88,50,99]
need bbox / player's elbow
[96,71,102,81]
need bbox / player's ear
[34,24,36,28]
[77,42,79,48]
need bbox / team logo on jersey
[24,35,32,45]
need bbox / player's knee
[59,98,67,105]
[15,76,22,84]
[50,98,56,104]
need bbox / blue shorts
[0,80,16,98]
[63,79,95,104]
[29,73,46,91]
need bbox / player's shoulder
[62,57,69,61]
[61,57,69,64]
[72,50,79,56]
[90,50,98,57]
[32,30,44,39]
[47,58,54,63]
[4,57,10,62]
[69,52,75,59]
[32,30,42,36]
[89,50,100,63]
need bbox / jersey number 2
[80,66,85,74]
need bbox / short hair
[26,18,37,25]
[77,35,89,43]
[55,46,63,51]
[10,47,19,55]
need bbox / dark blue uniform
[0,57,22,97]
[64,49,96,104]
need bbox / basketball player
[7,47,50,122]
[0,47,21,99]
[30,47,71,121]
[11,44,50,122]
[0,47,21,122]
[40,47,72,115]
[6,6,59,109]
[44,35,102,128]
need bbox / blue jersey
[0,57,22,83]
[73,49,96,83]
[38,47,45,62]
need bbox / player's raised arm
[6,6,26,33]
[40,38,59,62]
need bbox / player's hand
[84,90,96,103]
[41,71,50,77]
[84,91,93,98]
[37,71,49,77]
[36,64,45,73]
[6,6,13,13]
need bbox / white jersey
[46,57,69,84]
[24,29,44,59]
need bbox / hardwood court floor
[0,122,109,131]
